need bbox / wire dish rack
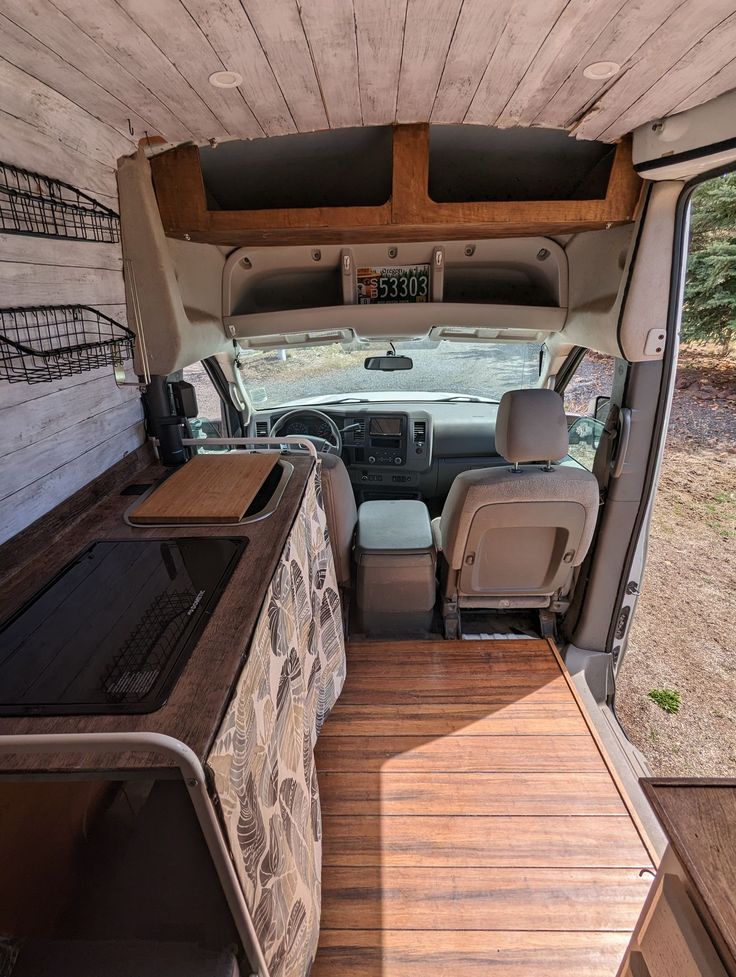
[101,591,196,704]
[0,306,135,383]
[0,161,120,242]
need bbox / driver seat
[319,453,357,589]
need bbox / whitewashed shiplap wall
[0,78,144,546]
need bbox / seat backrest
[319,453,358,588]
[439,389,599,607]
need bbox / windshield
[240,339,542,408]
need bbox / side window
[562,351,615,471]
[178,363,227,452]
[181,363,222,427]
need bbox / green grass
[702,490,736,538]
[648,688,682,714]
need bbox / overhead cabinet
[149,125,643,247]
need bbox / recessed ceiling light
[208,70,243,89]
[583,61,621,81]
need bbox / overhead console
[146,124,641,353]
[221,237,569,346]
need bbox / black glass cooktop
[0,537,246,716]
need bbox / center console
[354,499,437,635]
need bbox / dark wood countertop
[0,447,314,773]
[643,778,736,972]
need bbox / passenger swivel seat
[432,388,599,635]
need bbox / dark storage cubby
[200,126,393,211]
[232,268,343,315]
[0,778,242,975]
[442,265,559,306]
[0,161,120,242]
[0,306,134,384]
[428,126,615,203]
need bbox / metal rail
[180,435,319,460]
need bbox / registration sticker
[356,264,431,304]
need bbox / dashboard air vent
[255,420,269,437]
[352,419,365,444]
[413,421,426,445]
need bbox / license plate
[356,264,430,304]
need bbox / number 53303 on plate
[357,264,430,304]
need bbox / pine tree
[682,173,736,349]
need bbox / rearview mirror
[364,355,413,371]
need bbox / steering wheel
[269,408,343,455]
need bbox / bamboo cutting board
[130,452,280,525]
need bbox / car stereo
[341,410,432,479]
[366,414,406,465]
[369,416,402,438]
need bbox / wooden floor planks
[316,733,605,772]
[318,770,629,817]
[314,930,633,977]
[321,815,648,868]
[321,866,652,931]
[324,700,590,736]
[313,639,654,977]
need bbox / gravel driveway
[237,341,542,406]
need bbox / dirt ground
[614,345,736,776]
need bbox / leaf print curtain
[208,465,346,977]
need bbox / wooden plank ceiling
[1,0,736,171]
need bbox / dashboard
[278,416,335,441]
[251,401,509,503]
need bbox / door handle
[610,407,631,479]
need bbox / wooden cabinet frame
[149,124,642,247]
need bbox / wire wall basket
[0,161,120,242]
[0,306,135,384]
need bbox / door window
[180,363,227,452]
[561,351,615,470]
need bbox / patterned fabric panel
[208,465,346,977]
[0,940,18,977]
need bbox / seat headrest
[495,389,569,464]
